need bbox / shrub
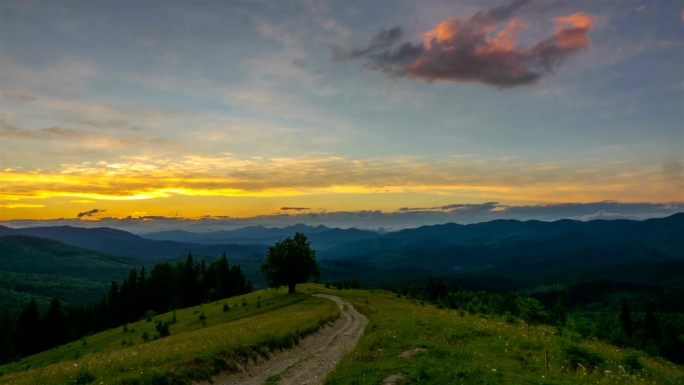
[156,319,171,338]
[143,310,157,322]
[75,368,95,384]
[564,345,604,371]
[622,352,643,373]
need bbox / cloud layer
[3,202,682,232]
[1,154,681,209]
[340,0,595,87]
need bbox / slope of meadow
[316,285,683,385]
[1,285,682,385]
[0,289,338,385]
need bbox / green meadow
[1,284,682,385]
[0,289,338,385]
[316,285,683,385]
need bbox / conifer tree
[0,310,16,362]
[14,298,42,356]
[619,297,632,340]
[43,298,67,348]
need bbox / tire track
[202,294,368,385]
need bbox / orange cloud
[341,1,595,87]
[553,13,595,51]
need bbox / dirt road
[203,293,368,385]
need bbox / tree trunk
[288,283,296,294]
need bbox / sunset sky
[1,0,682,229]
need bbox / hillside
[4,214,683,296]
[0,289,339,385]
[321,213,684,287]
[0,286,681,385]
[324,287,683,384]
[0,236,138,312]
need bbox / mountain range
[1,213,682,312]
[0,225,267,261]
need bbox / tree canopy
[260,232,320,294]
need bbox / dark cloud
[398,206,428,212]
[280,207,311,211]
[339,0,594,87]
[77,208,106,218]
[438,202,500,211]
[400,202,500,212]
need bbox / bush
[622,352,642,373]
[75,368,95,384]
[156,319,171,338]
[143,310,157,322]
[564,345,604,371]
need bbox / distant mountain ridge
[320,213,684,286]
[0,225,267,261]
[383,213,684,243]
[2,214,682,288]
[142,224,379,250]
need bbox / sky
[1,0,683,230]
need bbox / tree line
[0,252,251,363]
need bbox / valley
[1,214,682,383]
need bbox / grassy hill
[0,289,338,385]
[324,287,683,385]
[1,285,681,385]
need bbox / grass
[0,288,339,385]
[305,285,684,385]
[2,284,682,385]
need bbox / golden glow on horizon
[1,153,681,220]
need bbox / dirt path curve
[202,293,368,385]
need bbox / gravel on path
[199,293,368,385]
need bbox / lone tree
[260,232,320,294]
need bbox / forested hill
[0,235,135,279]
[383,212,684,243]
[318,213,684,287]
[2,214,682,291]
[0,235,137,313]
[2,213,682,260]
